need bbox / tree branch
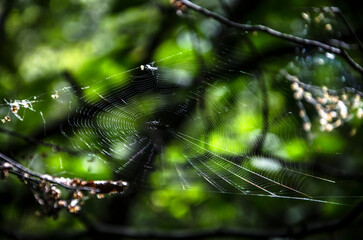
[0,152,128,216]
[178,0,363,75]
[73,199,363,238]
[324,7,363,53]
[4,199,362,239]
[341,49,363,73]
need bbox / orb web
[58,45,332,201]
[1,32,362,205]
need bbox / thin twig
[341,49,363,73]
[178,0,363,75]
[324,6,363,53]
[281,70,363,96]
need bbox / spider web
[1,33,362,205]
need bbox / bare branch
[341,49,363,73]
[324,7,363,53]
[73,199,363,238]
[4,199,361,239]
[178,0,363,75]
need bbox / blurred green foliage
[1,0,363,239]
